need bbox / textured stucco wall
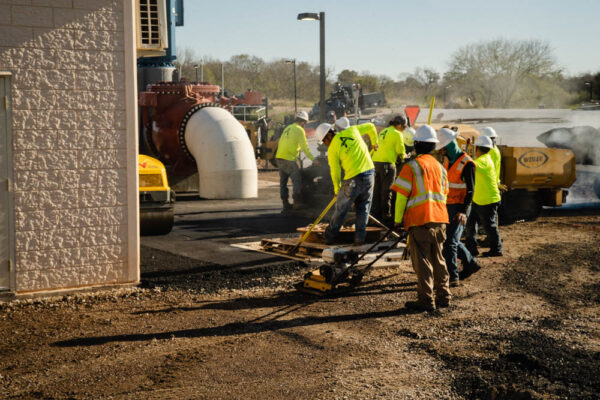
[0,0,137,292]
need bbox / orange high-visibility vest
[442,153,475,205]
[391,154,449,229]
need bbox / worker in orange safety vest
[436,128,481,287]
[391,125,450,312]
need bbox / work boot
[436,298,450,308]
[459,259,481,280]
[466,243,480,257]
[282,198,292,211]
[482,249,503,257]
[404,300,435,313]
[449,278,461,288]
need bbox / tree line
[175,39,599,109]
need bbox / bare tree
[446,39,558,107]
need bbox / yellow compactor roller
[139,154,175,235]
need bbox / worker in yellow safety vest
[480,127,501,184]
[391,125,450,312]
[371,115,406,224]
[465,135,503,257]
[436,128,481,286]
[275,111,315,211]
[403,126,415,154]
[355,121,379,152]
[315,118,375,246]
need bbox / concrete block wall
[0,0,138,292]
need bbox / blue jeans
[325,169,375,243]
[443,204,476,281]
[465,202,503,253]
[277,159,301,201]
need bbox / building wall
[0,0,139,293]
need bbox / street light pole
[585,81,593,101]
[319,12,325,123]
[298,11,326,122]
[193,64,198,82]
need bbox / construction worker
[481,127,501,184]
[355,120,379,152]
[275,111,315,211]
[315,120,375,246]
[403,126,416,154]
[436,128,481,286]
[465,135,503,257]
[391,125,450,312]
[371,115,406,224]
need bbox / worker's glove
[498,183,509,192]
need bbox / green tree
[446,39,559,107]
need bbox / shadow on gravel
[419,328,600,399]
[52,307,413,348]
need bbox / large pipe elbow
[184,107,258,199]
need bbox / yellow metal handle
[427,97,435,124]
[288,195,337,254]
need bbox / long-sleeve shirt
[458,162,475,213]
[372,126,405,164]
[328,126,375,194]
[356,123,379,150]
[275,123,314,161]
[489,145,501,183]
[473,153,501,205]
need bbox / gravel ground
[1,214,599,399]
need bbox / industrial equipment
[139,154,175,235]
[299,227,405,296]
[444,124,577,223]
[310,82,386,119]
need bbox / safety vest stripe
[406,192,447,208]
[440,164,448,192]
[393,176,412,192]
[408,160,425,194]
[456,156,469,172]
[449,182,466,189]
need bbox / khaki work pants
[408,223,451,306]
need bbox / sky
[176,0,600,80]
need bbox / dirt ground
[1,212,600,399]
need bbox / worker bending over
[465,135,503,257]
[275,111,315,211]
[436,128,481,286]
[371,115,406,224]
[315,120,375,246]
[391,125,450,312]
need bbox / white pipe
[184,107,258,199]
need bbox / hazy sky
[176,0,599,79]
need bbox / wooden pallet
[260,238,331,260]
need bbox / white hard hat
[475,135,494,148]
[413,125,439,143]
[296,111,309,122]
[335,117,350,131]
[480,126,498,139]
[315,123,333,143]
[435,127,458,150]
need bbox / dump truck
[139,154,175,235]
